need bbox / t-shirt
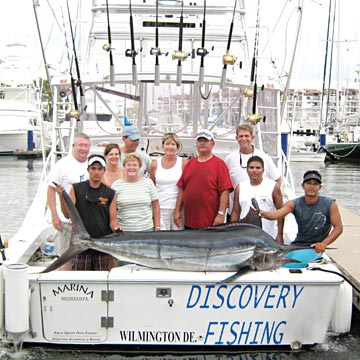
[112,178,159,231]
[73,181,115,238]
[48,154,88,192]
[177,156,233,228]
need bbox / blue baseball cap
[122,125,141,140]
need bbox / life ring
[329,281,353,333]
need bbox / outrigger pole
[220,0,237,89]
[66,0,86,112]
[125,0,138,86]
[104,0,115,86]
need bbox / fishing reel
[102,44,115,52]
[244,87,254,98]
[172,50,189,61]
[246,113,262,124]
[150,47,168,57]
[196,46,214,58]
[66,109,80,120]
[222,51,237,66]
[125,49,137,58]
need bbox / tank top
[293,196,334,244]
[156,156,182,209]
[239,179,277,238]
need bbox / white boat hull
[1,263,343,348]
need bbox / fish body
[43,191,304,274]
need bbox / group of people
[47,124,343,270]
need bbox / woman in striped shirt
[112,153,161,232]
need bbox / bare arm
[152,199,161,231]
[149,159,157,184]
[109,195,121,232]
[272,183,284,243]
[174,187,184,227]
[47,185,62,231]
[311,201,343,253]
[260,200,295,220]
[213,189,230,225]
[230,185,241,222]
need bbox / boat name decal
[119,330,196,343]
[186,284,304,309]
[52,283,94,299]
[204,320,287,345]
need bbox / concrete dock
[329,206,360,311]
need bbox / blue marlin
[43,191,304,276]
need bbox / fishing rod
[172,0,188,87]
[197,0,208,88]
[245,0,264,125]
[60,6,79,114]
[150,0,167,86]
[66,0,86,112]
[220,0,237,89]
[125,0,138,86]
[250,0,260,116]
[103,0,115,86]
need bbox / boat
[324,117,360,160]
[0,0,352,351]
[0,43,51,156]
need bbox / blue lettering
[254,285,269,308]
[260,321,275,344]
[204,321,217,344]
[277,285,291,308]
[213,284,227,309]
[239,284,252,309]
[292,286,304,308]
[227,285,241,309]
[200,285,215,309]
[273,321,286,344]
[227,321,240,345]
[264,285,278,308]
[215,321,228,345]
[249,321,262,345]
[237,321,251,344]
[186,285,201,308]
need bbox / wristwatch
[217,211,225,216]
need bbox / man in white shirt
[47,133,90,231]
[225,124,281,215]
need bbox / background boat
[0,43,51,155]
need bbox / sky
[1,0,359,90]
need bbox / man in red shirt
[174,129,233,229]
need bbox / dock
[329,206,360,311]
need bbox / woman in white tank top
[150,133,188,230]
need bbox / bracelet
[217,211,225,216]
[155,226,161,229]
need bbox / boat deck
[329,205,360,311]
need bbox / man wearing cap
[259,170,343,253]
[56,154,121,270]
[119,125,151,177]
[174,129,233,229]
